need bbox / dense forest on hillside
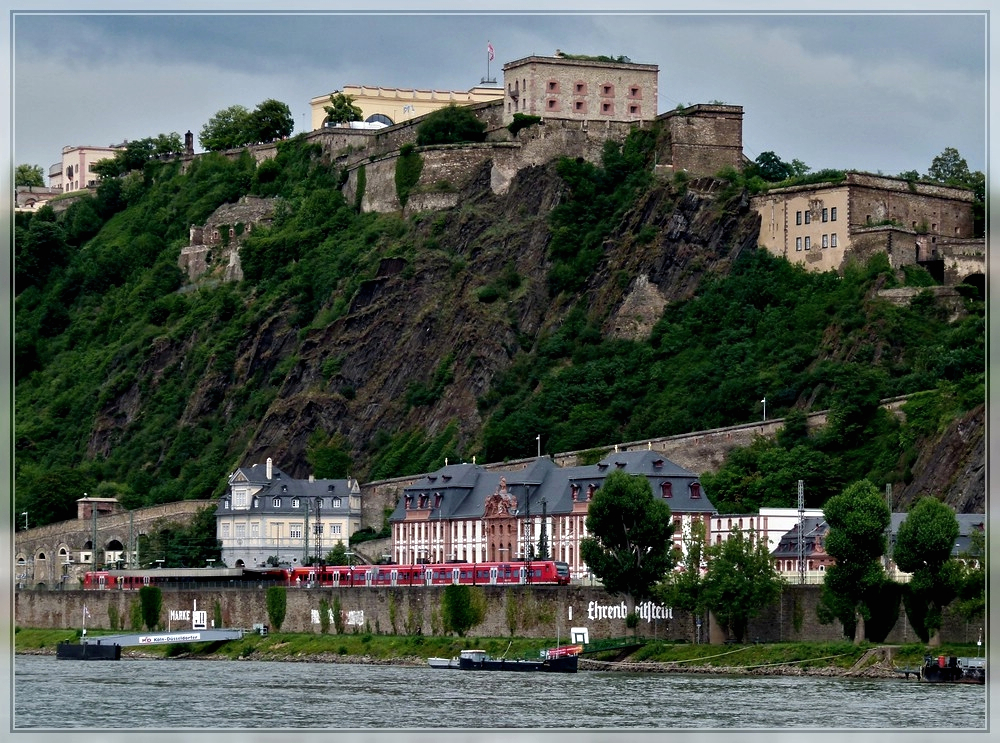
[13,131,984,527]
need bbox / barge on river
[918,656,986,684]
[454,645,582,673]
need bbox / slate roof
[216,461,359,517]
[389,449,712,523]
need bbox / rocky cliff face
[137,162,760,480]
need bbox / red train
[82,560,571,590]
[289,560,571,587]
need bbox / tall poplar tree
[818,479,891,643]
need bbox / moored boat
[457,644,582,673]
[920,655,985,684]
[56,641,122,661]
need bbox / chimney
[185,130,194,156]
[266,457,273,480]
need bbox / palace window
[290,524,303,539]
[235,524,246,538]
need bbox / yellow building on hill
[309,84,504,130]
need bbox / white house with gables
[215,457,362,568]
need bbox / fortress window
[601,102,614,115]
[822,208,828,222]
[575,81,587,94]
[830,207,838,221]
[796,237,802,251]
[831,233,838,247]
[822,234,829,248]
[547,80,560,93]
[804,236,811,250]
[629,86,641,98]
[796,211,802,225]
[601,83,614,96]
[629,104,641,116]
[804,211,811,224]
[574,101,586,112]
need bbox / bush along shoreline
[14,628,977,679]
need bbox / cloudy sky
[7,4,991,183]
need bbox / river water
[12,654,988,734]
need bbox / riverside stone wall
[13,581,978,646]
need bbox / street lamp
[344,551,354,567]
[206,559,215,569]
[761,397,767,422]
[20,512,27,531]
[155,559,165,569]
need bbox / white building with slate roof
[215,457,361,568]
[389,449,714,581]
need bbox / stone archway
[960,272,985,299]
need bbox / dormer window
[281,485,287,492]
[690,482,702,499]
[615,461,626,468]
[597,462,608,470]
[332,497,342,508]
[292,498,300,508]
[660,481,673,498]
[653,458,664,469]
[273,498,281,508]
[571,483,581,501]
[327,484,335,492]
[434,492,443,508]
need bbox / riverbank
[15,628,976,679]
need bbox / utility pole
[884,483,893,573]
[303,500,310,565]
[797,480,805,585]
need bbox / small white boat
[427,656,459,669]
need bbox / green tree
[15,163,45,188]
[200,104,253,151]
[658,517,709,641]
[926,146,972,185]
[139,585,162,630]
[266,585,287,631]
[324,541,350,565]
[441,584,484,636]
[250,99,295,143]
[324,92,363,125]
[818,479,891,644]
[893,496,961,646]
[579,470,676,604]
[702,527,783,642]
[415,104,487,146]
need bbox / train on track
[82,560,571,590]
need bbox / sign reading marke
[586,600,673,623]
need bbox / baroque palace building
[389,449,713,581]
